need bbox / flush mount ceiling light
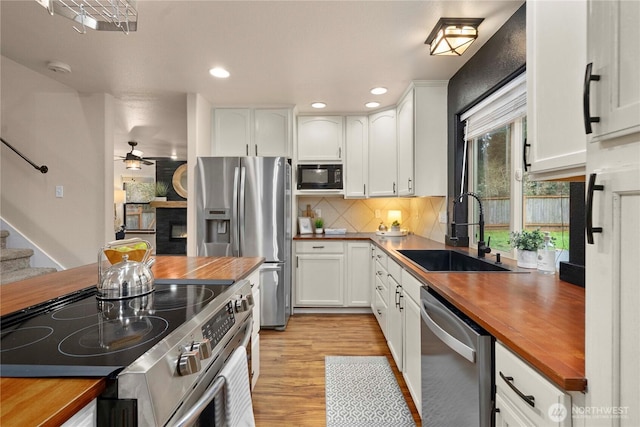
[209,67,230,78]
[36,0,137,34]
[425,18,484,56]
[311,102,327,109]
[46,61,72,74]
[370,87,387,95]
[365,101,380,108]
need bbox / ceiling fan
[117,141,154,170]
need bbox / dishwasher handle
[421,298,476,363]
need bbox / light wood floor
[252,313,421,426]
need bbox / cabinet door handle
[245,144,249,156]
[255,144,258,156]
[408,178,412,191]
[583,62,601,134]
[499,371,535,408]
[586,172,604,244]
[395,284,401,307]
[399,293,404,311]
[393,182,396,194]
[338,147,342,159]
[523,138,531,172]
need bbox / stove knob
[178,351,201,376]
[234,296,249,313]
[192,339,212,360]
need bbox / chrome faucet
[450,192,491,258]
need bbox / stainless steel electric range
[0,278,255,426]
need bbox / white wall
[0,56,112,268]
[186,93,212,256]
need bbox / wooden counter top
[295,233,586,392]
[0,255,263,427]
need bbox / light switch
[439,212,447,223]
[55,185,64,198]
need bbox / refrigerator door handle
[239,166,247,255]
[232,166,240,256]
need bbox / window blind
[461,72,526,140]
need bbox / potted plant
[314,218,324,234]
[154,181,169,201]
[508,229,545,268]
[390,220,401,232]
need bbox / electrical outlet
[375,209,381,218]
[439,212,447,223]
[314,209,322,218]
[55,185,64,198]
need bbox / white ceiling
[1,0,524,159]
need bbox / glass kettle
[97,238,155,300]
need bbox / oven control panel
[201,301,236,348]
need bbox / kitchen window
[462,73,570,258]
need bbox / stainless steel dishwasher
[420,286,494,427]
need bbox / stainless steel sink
[397,249,512,272]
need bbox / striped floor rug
[325,356,416,427]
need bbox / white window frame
[462,73,526,259]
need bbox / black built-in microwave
[297,164,343,190]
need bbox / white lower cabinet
[295,240,372,307]
[61,399,97,426]
[495,342,572,426]
[346,242,371,306]
[401,270,422,418]
[387,259,403,371]
[295,241,345,306]
[248,270,260,390]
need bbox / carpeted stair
[1,230,57,285]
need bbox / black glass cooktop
[0,280,233,378]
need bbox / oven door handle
[421,299,475,363]
[171,318,253,427]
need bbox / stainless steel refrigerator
[195,156,292,329]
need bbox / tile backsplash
[297,196,447,243]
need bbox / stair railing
[1,137,48,173]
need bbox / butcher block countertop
[0,255,263,427]
[295,233,586,392]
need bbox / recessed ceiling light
[370,87,387,95]
[311,102,327,109]
[209,67,230,78]
[365,101,381,108]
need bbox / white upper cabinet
[213,108,252,156]
[253,109,292,157]
[213,108,292,157]
[586,0,640,143]
[396,90,415,196]
[526,0,587,180]
[344,116,368,198]
[368,109,397,197]
[297,116,344,162]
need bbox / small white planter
[517,249,538,268]
[315,228,324,234]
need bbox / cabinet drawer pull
[312,246,325,249]
[583,62,601,134]
[586,173,604,244]
[499,371,535,407]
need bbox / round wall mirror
[172,163,188,199]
